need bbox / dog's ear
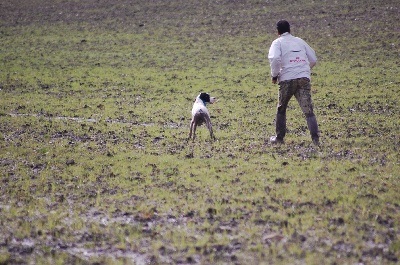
[199,92,211,102]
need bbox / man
[268,20,320,145]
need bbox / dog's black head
[196,92,216,106]
[199,92,211,103]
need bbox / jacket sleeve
[304,42,317,69]
[268,40,281,77]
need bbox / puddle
[66,247,150,265]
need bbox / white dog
[188,92,216,141]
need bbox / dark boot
[306,115,319,145]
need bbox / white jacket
[268,33,317,82]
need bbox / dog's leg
[192,122,197,141]
[188,120,194,140]
[205,116,214,140]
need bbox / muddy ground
[1,0,399,264]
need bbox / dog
[188,92,216,141]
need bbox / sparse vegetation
[0,0,399,264]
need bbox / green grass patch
[0,0,399,264]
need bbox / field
[0,0,399,264]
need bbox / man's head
[277,20,290,35]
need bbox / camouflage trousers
[275,77,319,141]
[277,77,314,117]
